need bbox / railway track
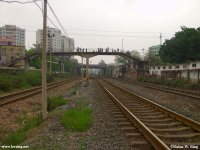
[0,77,80,106]
[118,79,200,100]
[98,79,200,149]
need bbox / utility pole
[42,0,47,120]
[81,56,84,79]
[159,33,162,45]
[122,38,124,51]
[48,33,54,74]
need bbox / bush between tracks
[61,97,93,132]
[47,95,68,111]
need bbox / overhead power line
[69,33,160,38]
[0,0,40,4]
[47,2,69,37]
[68,28,161,34]
[32,0,60,30]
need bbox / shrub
[23,71,41,86]
[0,76,13,91]
[47,95,67,111]
[61,108,93,132]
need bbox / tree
[115,50,141,64]
[99,59,106,65]
[145,48,162,65]
[159,26,200,63]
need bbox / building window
[1,48,6,54]
[168,66,172,69]
[183,65,187,68]
[175,65,179,69]
[163,66,166,69]
[158,67,160,69]
[192,64,196,67]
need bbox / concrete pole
[81,56,84,79]
[86,57,89,80]
[50,37,52,74]
[42,0,47,120]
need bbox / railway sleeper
[137,114,169,119]
[150,127,198,134]
[130,140,153,150]
[121,126,138,132]
[140,118,176,124]
[118,121,133,128]
[130,107,155,111]
[157,133,200,141]
[129,108,158,114]
[145,122,183,128]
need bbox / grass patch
[0,71,72,93]
[47,95,68,111]
[4,114,43,145]
[61,107,93,132]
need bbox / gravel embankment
[24,80,133,150]
[0,81,76,143]
[109,79,200,122]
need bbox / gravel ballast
[24,80,133,150]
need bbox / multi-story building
[36,27,61,52]
[0,25,25,46]
[61,35,74,52]
[0,45,25,68]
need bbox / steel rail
[118,79,200,100]
[0,77,80,106]
[106,79,200,132]
[98,80,170,150]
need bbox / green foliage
[47,95,67,111]
[0,71,58,92]
[0,75,13,91]
[159,26,200,63]
[26,48,79,74]
[146,48,162,65]
[4,114,43,145]
[22,71,42,86]
[115,50,141,64]
[61,107,93,132]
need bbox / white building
[36,27,61,52]
[0,25,25,46]
[149,61,200,82]
[61,36,74,52]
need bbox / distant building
[149,61,200,82]
[36,27,61,52]
[61,35,75,52]
[0,36,13,46]
[0,25,25,46]
[0,45,25,68]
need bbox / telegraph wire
[0,0,40,4]
[47,2,69,37]
[68,28,161,34]
[69,33,160,38]
[32,0,60,31]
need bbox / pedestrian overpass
[7,51,146,80]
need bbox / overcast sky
[0,0,200,64]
